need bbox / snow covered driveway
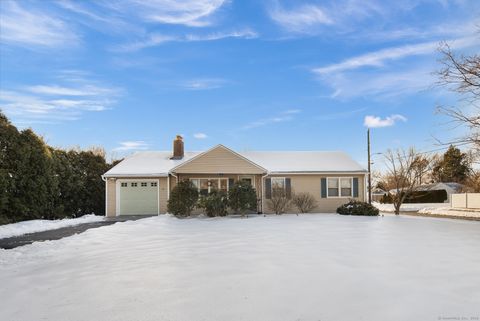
[0,214,104,239]
[1,214,479,321]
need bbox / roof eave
[103,173,169,178]
[267,170,368,174]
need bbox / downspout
[169,172,178,200]
[261,172,269,214]
[101,175,107,217]
[167,174,170,200]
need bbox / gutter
[103,173,169,178]
[168,172,179,200]
[261,172,269,214]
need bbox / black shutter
[353,177,359,198]
[228,178,235,189]
[285,178,291,199]
[321,178,327,198]
[265,178,272,199]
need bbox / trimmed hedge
[337,200,379,216]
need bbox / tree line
[0,112,118,225]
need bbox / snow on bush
[337,200,379,216]
[0,215,104,239]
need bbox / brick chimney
[171,135,184,159]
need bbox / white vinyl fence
[451,193,480,209]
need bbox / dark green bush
[337,200,379,216]
[198,190,228,217]
[381,190,448,204]
[228,180,257,215]
[405,190,447,203]
[167,180,199,217]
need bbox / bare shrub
[267,187,291,214]
[292,192,317,213]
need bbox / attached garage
[117,180,159,215]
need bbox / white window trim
[189,178,230,194]
[327,177,353,198]
[270,177,286,194]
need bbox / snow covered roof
[104,147,366,177]
[415,182,463,192]
[104,151,202,177]
[238,151,366,173]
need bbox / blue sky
[0,0,479,166]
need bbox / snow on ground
[1,214,479,321]
[418,207,480,219]
[373,201,447,212]
[0,214,104,239]
[373,202,480,219]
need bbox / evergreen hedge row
[0,112,117,225]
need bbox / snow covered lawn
[0,214,104,239]
[1,214,479,321]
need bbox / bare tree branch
[435,42,480,150]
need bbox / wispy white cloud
[0,72,120,123]
[364,114,407,128]
[113,141,150,151]
[0,1,79,48]
[312,35,480,99]
[268,0,387,34]
[269,3,333,33]
[314,41,439,75]
[242,109,301,130]
[105,0,227,27]
[117,29,257,52]
[193,133,208,139]
[324,65,435,99]
[182,78,228,90]
[313,36,480,75]
[26,84,118,97]
[55,0,142,35]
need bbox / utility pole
[367,128,372,204]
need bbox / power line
[371,142,473,161]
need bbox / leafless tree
[267,187,291,214]
[463,170,480,192]
[292,192,317,214]
[382,148,431,215]
[436,43,480,150]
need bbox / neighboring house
[414,182,463,203]
[388,182,464,203]
[102,136,368,216]
[372,188,387,202]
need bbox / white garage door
[118,180,159,215]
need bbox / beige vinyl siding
[263,174,366,214]
[106,178,116,217]
[173,146,265,174]
[158,177,168,213]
